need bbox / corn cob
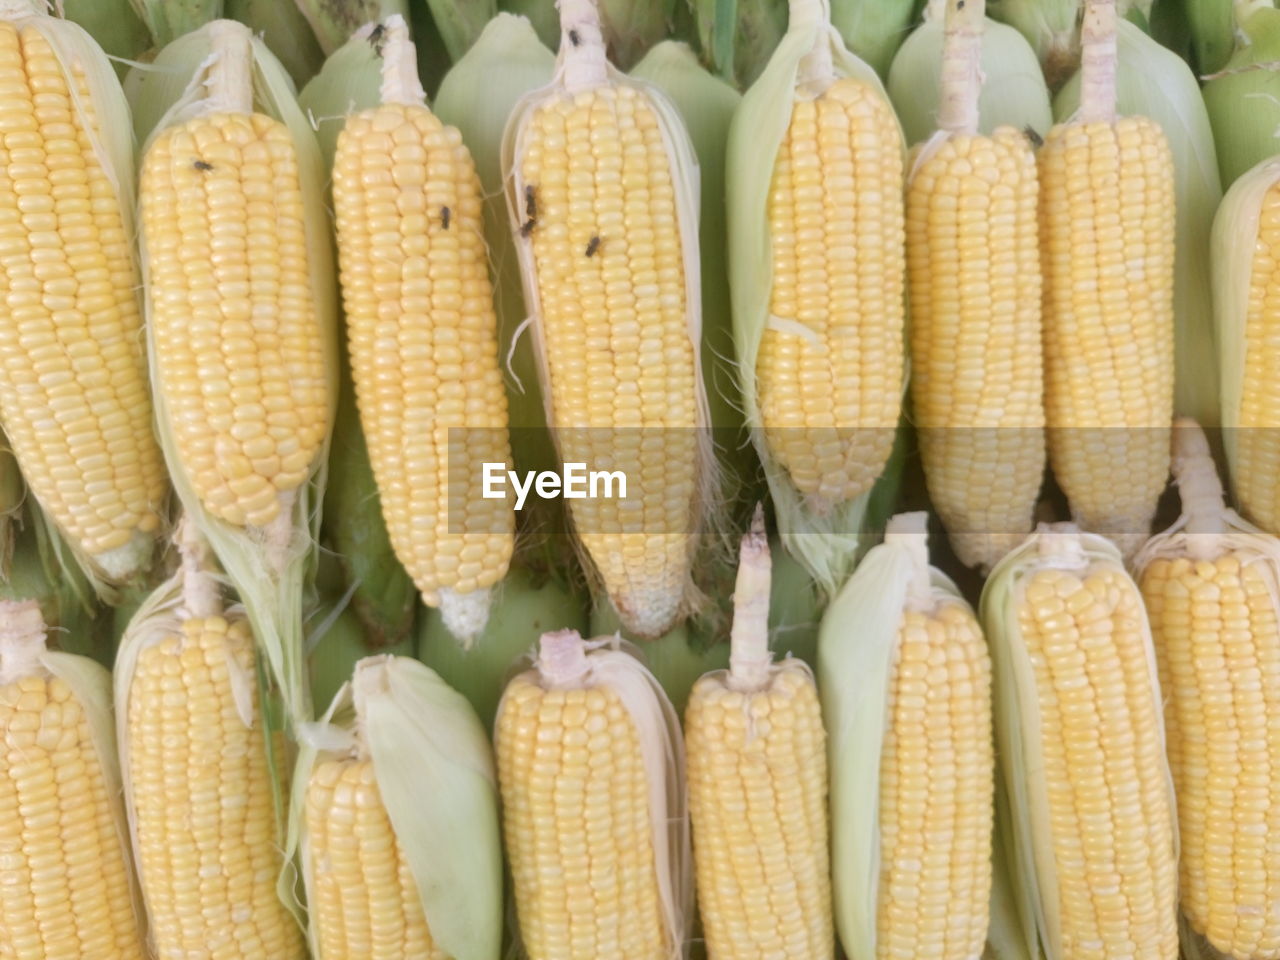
[1039,0,1175,554]
[114,522,305,960]
[495,628,691,959]
[685,508,833,959]
[504,0,712,638]
[0,598,146,960]
[1134,420,1280,960]
[0,2,167,586]
[818,511,993,960]
[332,16,514,643]
[727,0,905,593]
[981,524,1179,960]
[1214,154,1280,534]
[907,0,1044,571]
[293,654,503,960]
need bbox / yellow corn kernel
[755,77,905,510]
[305,757,443,960]
[0,22,166,577]
[141,111,329,530]
[333,100,513,612]
[907,127,1044,570]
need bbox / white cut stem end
[439,587,493,650]
[539,629,591,689]
[1172,419,1227,558]
[178,516,222,620]
[559,0,609,93]
[728,505,773,693]
[937,0,985,135]
[379,15,427,106]
[206,20,255,116]
[1079,0,1118,124]
[0,599,48,687]
[884,512,933,612]
[1037,522,1088,567]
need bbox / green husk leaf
[727,0,903,595]
[988,0,1080,88]
[631,42,756,507]
[418,565,586,731]
[297,22,386,176]
[0,432,22,582]
[308,599,414,715]
[294,0,409,54]
[1054,18,1223,427]
[58,0,151,63]
[495,0,559,50]
[979,526,1175,960]
[1185,0,1234,73]
[690,0,787,87]
[138,21,339,729]
[227,0,325,86]
[1202,5,1280,190]
[127,0,221,47]
[416,0,498,62]
[829,0,915,77]
[291,656,503,960]
[497,0,667,68]
[125,28,222,146]
[888,8,1053,145]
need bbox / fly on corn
[290,654,503,960]
[728,0,905,593]
[114,521,304,960]
[503,0,714,638]
[332,16,514,643]
[684,507,833,959]
[982,523,1179,960]
[494,628,691,958]
[0,1,167,587]
[0,597,147,960]
[906,0,1044,571]
[1134,420,1280,960]
[817,511,993,960]
[1038,0,1175,555]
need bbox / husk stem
[294,0,408,55]
[726,506,771,691]
[379,13,425,103]
[1170,419,1227,557]
[1078,0,1117,124]
[0,598,47,687]
[127,0,221,47]
[938,0,985,136]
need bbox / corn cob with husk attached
[114,521,304,960]
[503,0,715,638]
[1039,0,1175,556]
[138,19,338,724]
[289,654,503,960]
[1213,153,1280,535]
[685,507,833,959]
[0,1,169,590]
[727,0,906,595]
[818,511,994,960]
[331,16,514,643]
[981,524,1179,960]
[1134,420,1280,960]
[906,0,1045,572]
[494,628,691,958]
[0,598,147,960]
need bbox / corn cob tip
[439,588,494,650]
[727,506,772,691]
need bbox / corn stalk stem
[727,505,773,693]
[539,629,590,689]
[1172,419,1227,556]
[0,599,46,687]
[178,518,221,620]
[206,19,255,117]
[884,512,933,612]
[1078,0,1117,124]
[379,14,426,107]
[559,0,609,93]
[793,0,834,91]
[938,0,985,135]
[1037,523,1087,566]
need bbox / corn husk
[58,0,151,63]
[979,524,1176,960]
[127,0,220,47]
[309,599,414,715]
[495,628,692,954]
[817,511,988,958]
[829,0,915,77]
[0,431,22,581]
[888,0,1052,145]
[988,0,1079,88]
[1056,18,1223,427]
[294,0,409,54]
[418,565,586,732]
[138,20,338,728]
[288,655,503,960]
[727,0,904,595]
[228,0,325,86]
[296,21,386,165]
[690,0,786,87]
[501,0,720,637]
[1202,3,1280,190]
[1185,0,1235,73]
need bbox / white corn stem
[379,14,427,107]
[206,19,255,116]
[540,629,591,689]
[0,600,47,687]
[727,505,774,693]
[884,512,933,612]
[0,0,42,19]
[1078,0,1117,124]
[560,0,609,93]
[1171,419,1227,559]
[938,0,986,135]
[793,0,834,91]
[1037,523,1088,567]
[178,518,222,620]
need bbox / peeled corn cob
[906,0,1045,571]
[685,508,833,959]
[1135,420,1280,960]
[503,0,712,638]
[1039,0,1175,554]
[0,2,167,586]
[495,628,691,959]
[114,522,305,960]
[982,524,1179,960]
[818,511,993,960]
[0,598,146,960]
[291,654,503,960]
